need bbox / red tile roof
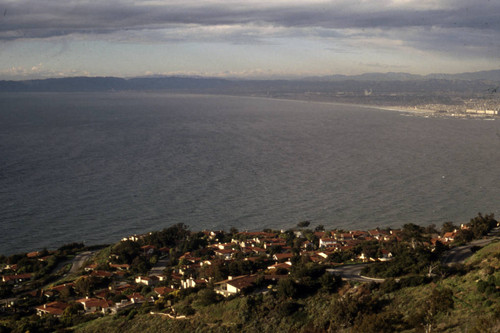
[36,301,69,316]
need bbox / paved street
[328,227,500,281]
[69,251,95,274]
[327,263,385,283]
[149,258,169,276]
[441,228,499,266]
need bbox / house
[154,286,175,297]
[358,252,376,262]
[273,252,294,262]
[319,238,337,248]
[442,232,458,243]
[215,243,235,250]
[209,230,224,240]
[35,301,70,317]
[84,264,97,272]
[267,262,292,272]
[94,289,110,299]
[293,231,304,238]
[314,231,326,239]
[141,245,156,256]
[350,230,369,238]
[214,248,236,260]
[76,297,114,314]
[158,247,171,256]
[335,233,354,241]
[45,283,74,297]
[27,251,42,258]
[2,273,32,284]
[200,259,216,267]
[317,249,336,259]
[262,238,287,249]
[179,253,201,264]
[181,277,207,289]
[251,247,267,255]
[379,250,393,261]
[91,270,114,278]
[368,229,390,240]
[236,231,277,241]
[178,263,201,276]
[301,240,314,250]
[135,275,159,286]
[122,235,141,242]
[214,275,258,297]
[109,263,130,271]
[110,282,135,294]
[127,293,146,304]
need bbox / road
[149,257,169,276]
[441,228,499,266]
[328,227,500,281]
[69,251,95,274]
[327,263,385,283]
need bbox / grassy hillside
[74,240,500,333]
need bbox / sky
[0,0,499,80]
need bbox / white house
[214,275,258,297]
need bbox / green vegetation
[71,241,500,333]
[0,214,498,332]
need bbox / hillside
[1,215,498,333]
[74,241,500,332]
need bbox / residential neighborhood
[0,213,499,332]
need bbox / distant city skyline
[1,0,499,80]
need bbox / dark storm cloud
[1,0,498,53]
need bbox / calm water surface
[1,92,499,255]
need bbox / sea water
[1,92,499,255]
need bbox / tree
[410,287,454,333]
[401,223,427,249]
[174,303,195,316]
[319,273,342,293]
[424,224,438,235]
[112,240,141,264]
[441,221,456,234]
[352,311,404,333]
[74,276,99,296]
[63,302,84,317]
[297,221,311,228]
[469,213,497,238]
[195,289,218,306]
[277,278,298,299]
[315,224,325,232]
[454,228,474,244]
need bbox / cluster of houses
[0,225,473,318]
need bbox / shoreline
[3,90,497,119]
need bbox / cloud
[360,62,410,69]
[0,0,498,64]
[0,63,90,80]
[1,1,498,38]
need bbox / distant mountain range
[0,70,499,93]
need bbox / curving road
[327,263,385,283]
[441,228,499,266]
[69,251,95,274]
[328,227,500,281]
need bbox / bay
[1,92,499,255]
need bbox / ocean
[1,92,499,255]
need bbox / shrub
[175,304,195,316]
